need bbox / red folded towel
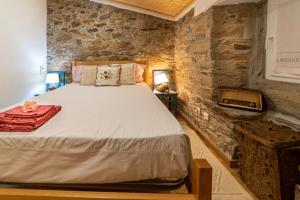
[0,106,60,125]
[0,106,61,132]
[3,105,55,118]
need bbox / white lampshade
[46,73,59,84]
[154,73,169,85]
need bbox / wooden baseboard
[178,112,239,169]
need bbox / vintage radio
[217,88,263,112]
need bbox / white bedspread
[0,83,191,184]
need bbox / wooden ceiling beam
[110,0,195,17]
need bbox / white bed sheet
[0,83,191,184]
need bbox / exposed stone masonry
[175,0,300,161]
[211,4,255,98]
[47,0,175,83]
[175,4,258,160]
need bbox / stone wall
[175,1,300,160]
[175,4,258,160]
[211,4,255,98]
[175,10,213,106]
[47,0,175,83]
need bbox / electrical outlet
[202,110,209,121]
[40,65,47,75]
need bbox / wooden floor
[177,117,258,200]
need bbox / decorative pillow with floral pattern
[95,66,121,86]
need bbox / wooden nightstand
[154,89,178,116]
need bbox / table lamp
[154,73,169,93]
[46,73,59,91]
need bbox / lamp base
[156,83,169,93]
[48,84,57,91]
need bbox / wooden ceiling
[110,0,195,17]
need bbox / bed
[0,60,212,200]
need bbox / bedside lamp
[154,73,170,93]
[46,73,59,91]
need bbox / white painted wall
[0,0,47,109]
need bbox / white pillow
[120,63,137,85]
[80,66,97,86]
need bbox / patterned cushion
[80,66,97,85]
[95,66,121,86]
[135,64,146,83]
[120,63,136,85]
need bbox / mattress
[0,83,191,184]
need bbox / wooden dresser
[235,120,300,200]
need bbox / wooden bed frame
[0,61,213,200]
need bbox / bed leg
[191,159,212,200]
